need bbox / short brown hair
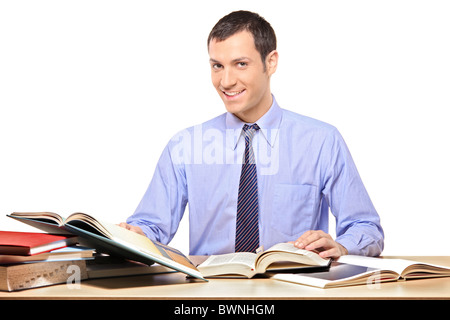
[207,11,277,68]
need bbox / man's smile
[222,89,246,99]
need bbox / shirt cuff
[336,234,383,257]
[335,236,360,256]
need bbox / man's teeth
[224,90,244,96]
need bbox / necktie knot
[241,124,259,165]
[243,123,260,135]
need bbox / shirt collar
[226,95,283,150]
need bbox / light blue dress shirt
[127,96,384,256]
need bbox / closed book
[0,231,78,256]
[0,259,87,291]
[0,246,94,265]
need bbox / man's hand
[118,222,146,237]
[292,230,348,259]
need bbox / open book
[197,243,330,278]
[7,212,205,281]
[271,255,450,288]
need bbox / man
[120,10,384,258]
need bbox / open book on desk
[197,242,331,278]
[7,212,205,281]
[271,255,450,288]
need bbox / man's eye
[212,63,223,70]
[237,62,248,68]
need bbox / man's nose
[220,68,237,89]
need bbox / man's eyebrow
[232,56,251,62]
[209,58,220,63]
[209,57,252,64]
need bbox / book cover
[0,231,78,256]
[0,246,94,264]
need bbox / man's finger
[318,247,338,259]
[294,230,322,248]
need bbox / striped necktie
[235,123,260,253]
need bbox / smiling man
[209,29,277,123]
[120,10,384,258]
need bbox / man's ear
[265,50,279,76]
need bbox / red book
[0,231,77,256]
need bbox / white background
[1,1,449,256]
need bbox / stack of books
[0,229,182,292]
[0,230,94,291]
[3,211,206,292]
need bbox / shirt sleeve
[126,140,188,245]
[322,128,384,256]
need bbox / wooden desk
[1,256,449,300]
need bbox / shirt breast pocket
[271,184,318,237]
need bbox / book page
[201,252,257,268]
[104,222,162,256]
[264,242,309,254]
[9,212,64,226]
[271,262,397,288]
[105,222,199,272]
[67,213,114,239]
[263,242,324,259]
[337,255,416,274]
[257,242,329,267]
[67,215,161,256]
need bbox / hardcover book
[7,212,205,281]
[0,231,77,256]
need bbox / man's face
[208,30,277,123]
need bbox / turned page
[200,252,257,269]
